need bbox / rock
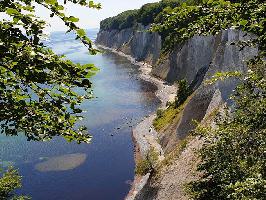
[35,153,87,172]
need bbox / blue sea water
[0,30,160,200]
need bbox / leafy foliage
[188,60,266,200]
[0,167,29,200]
[153,104,181,132]
[0,0,101,143]
[136,0,183,26]
[156,109,164,119]
[152,0,265,57]
[153,79,192,132]
[135,158,152,176]
[153,95,192,132]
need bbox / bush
[135,159,152,176]
[156,109,164,118]
[135,147,159,175]
[175,79,191,108]
[0,166,30,199]
[188,60,266,200]
[137,0,183,26]
[100,10,138,30]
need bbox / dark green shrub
[0,166,30,199]
[135,159,151,176]
[137,0,183,26]
[156,109,164,118]
[175,79,191,108]
[188,60,266,200]
[135,147,159,175]
[100,9,138,30]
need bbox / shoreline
[96,44,177,199]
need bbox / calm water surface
[0,30,160,199]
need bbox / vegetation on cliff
[100,9,139,31]
[153,79,192,133]
[188,60,266,200]
[135,147,159,176]
[152,0,265,199]
[153,97,190,133]
[152,0,265,57]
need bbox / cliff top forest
[99,0,196,31]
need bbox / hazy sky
[35,0,160,32]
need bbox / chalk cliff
[96,24,257,199]
[96,25,256,142]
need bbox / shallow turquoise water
[0,30,160,200]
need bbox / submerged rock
[35,153,87,172]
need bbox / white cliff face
[96,24,162,65]
[97,26,256,85]
[156,29,257,149]
[96,23,258,200]
[96,25,257,146]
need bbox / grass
[135,147,159,176]
[159,137,189,168]
[135,158,152,176]
[153,94,194,133]
[150,93,195,178]
[153,105,181,132]
[147,136,192,181]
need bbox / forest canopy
[99,0,188,30]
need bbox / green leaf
[45,0,57,5]
[85,71,97,78]
[77,29,86,37]
[88,1,101,9]
[6,8,20,15]
[0,0,99,144]
[239,20,248,26]
[68,16,79,22]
